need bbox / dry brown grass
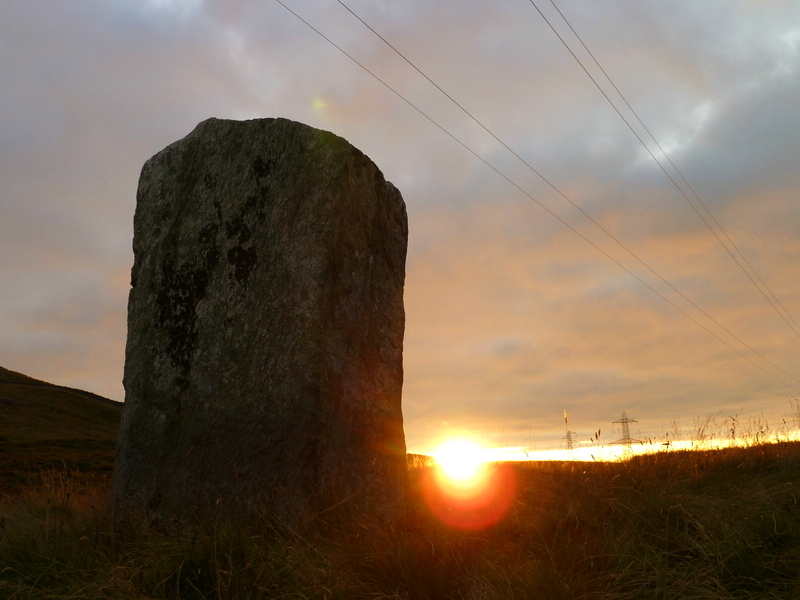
[3,442,800,599]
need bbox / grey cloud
[1,0,798,452]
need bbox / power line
[530,0,800,340]
[631,395,797,422]
[547,0,800,337]
[274,0,800,394]
[330,1,800,383]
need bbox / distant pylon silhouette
[562,430,578,451]
[612,412,641,450]
[562,409,578,451]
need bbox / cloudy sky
[2,0,799,454]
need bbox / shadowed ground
[0,366,121,491]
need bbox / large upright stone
[113,118,408,524]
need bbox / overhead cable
[275,0,800,394]
[530,0,800,340]
[547,0,800,336]
[330,0,800,384]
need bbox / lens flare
[422,440,516,530]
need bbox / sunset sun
[434,439,487,482]
[424,438,517,531]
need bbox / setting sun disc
[435,439,486,481]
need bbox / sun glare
[423,438,517,530]
[434,439,486,481]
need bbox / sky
[1,0,799,455]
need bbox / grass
[3,442,800,599]
[3,365,799,598]
[0,366,121,443]
[0,366,121,492]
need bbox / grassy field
[0,366,121,491]
[3,442,800,599]
[3,366,800,598]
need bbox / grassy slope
[3,363,800,597]
[0,366,122,491]
[2,443,800,599]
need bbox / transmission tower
[562,430,578,451]
[612,412,641,451]
[562,409,578,451]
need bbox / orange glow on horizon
[422,439,516,530]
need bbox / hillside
[3,443,800,598]
[0,366,122,490]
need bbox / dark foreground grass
[0,364,121,492]
[3,443,800,599]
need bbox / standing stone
[113,118,408,524]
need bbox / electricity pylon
[612,412,641,451]
[562,410,578,451]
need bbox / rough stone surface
[113,117,408,524]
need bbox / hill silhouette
[0,366,121,490]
